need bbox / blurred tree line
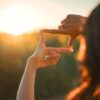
[0,32,80,100]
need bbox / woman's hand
[27,32,72,71]
[59,14,87,35]
[58,14,87,46]
[16,32,72,100]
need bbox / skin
[58,14,87,46]
[59,14,87,33]
[16,14,87,100]
[16,32,72,100]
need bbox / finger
[47,53,61,59]
[46,47,72,53]
[54,48,73,53]
[39,31,45,47]
[43,59,59,67]
[60,23,79,28]
[58,26,71,33]
[59,25,76,33]
[61,18,77,24]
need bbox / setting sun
[0,0,98,35]
[0,6,42,35]
[0,0,68,36]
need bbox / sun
[0,6,42,35]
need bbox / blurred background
[0,0,99,100]
[0,32,80,100]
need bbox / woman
[16,4,100,100]
[62,4,100,100]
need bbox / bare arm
[16,32,72,100]
[16,60,36,100]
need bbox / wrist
[26,57,38,73]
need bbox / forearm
[16,60,37,100]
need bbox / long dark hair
[80,4,100,100]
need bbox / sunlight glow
[0,0,99,35]
[0,0,67,35]
[0,6,42,35]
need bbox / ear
[76,35,86,62]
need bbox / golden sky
[0,0,99,35]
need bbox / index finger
[39,31,45,47]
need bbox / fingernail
[70,48,73,52]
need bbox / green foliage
[0,33,79,100]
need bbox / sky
[0,0,99,35]
[53,0,100,15]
